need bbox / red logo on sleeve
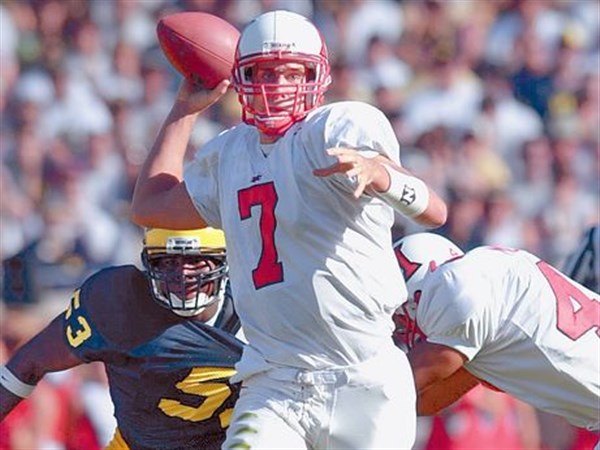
[394,244,422,281]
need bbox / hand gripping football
[156,12,240,89]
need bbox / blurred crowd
[0,0,598,449]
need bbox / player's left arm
[372,155,447,228]
[1,316,83,421]
[314,149,447,228]
[407,341,479,415]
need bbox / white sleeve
[301,102,401,195]
[323,102,400,164]
[183,135,224,228]
[418,270,491,361]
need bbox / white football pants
[222,345,416,449]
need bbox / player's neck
[192,301,220,322]
[260,133,281,144]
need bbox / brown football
[156,12,240,89]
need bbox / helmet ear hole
[243,66,253,81]
[413,290,422,305]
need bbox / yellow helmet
[144,227,226,255]
[141,228,228,316]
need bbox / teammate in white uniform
[131,9,447,450]
[393,233,600,443]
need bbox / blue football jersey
[62,265,243,450]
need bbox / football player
[0,228,244,450]
[393,233,599,446]
[563,224,599,293]
[131,9,448,449]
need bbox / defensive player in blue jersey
[563,224,599,293]
[0,228,244,450]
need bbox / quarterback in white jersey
[132,9,447,450]
[393,233,600,436]
[185,100,411,375]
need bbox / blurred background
[0,0,598,449]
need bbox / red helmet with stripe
[232,10,331,136]
[392,233,464,348]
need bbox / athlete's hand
[172,78,230,117]
[313,147,389,198]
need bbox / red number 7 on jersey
[537,260,600,340]
[238,182,284,289]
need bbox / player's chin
[181,290,200,300]
[185,287,213,300]
[167,288,195,301]
[267,99,298,111]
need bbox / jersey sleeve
[183,130,229,229]
[302,101,401,195]
[61,266,147,363]
[324,102,401,163]
[418,268,491,361]
[62,286,112,363]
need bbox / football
[156,12,240,89]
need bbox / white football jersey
[184,101,407,379]
[418,246,600,430]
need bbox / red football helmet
[232,10,331,136]
[392,233,464,348]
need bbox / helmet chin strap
[255,116,295,136]
[166,291,219,317]
[150,279,220,316]
[171,307,204,318]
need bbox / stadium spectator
[421,387,540,450]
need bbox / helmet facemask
[233,54,330,136]
[232,10,331,137]
[393,292,425,351]
[141,229,228,317]
[143,253,227,317]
